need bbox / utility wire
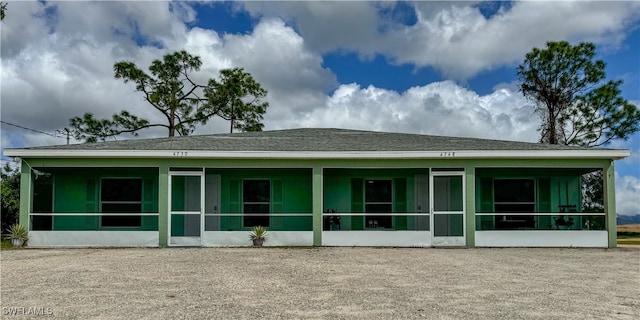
[0,120,60,138]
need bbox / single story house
[4,128,629,248]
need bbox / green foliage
[581,172,604,212]
[617,232,640,239]
[0,240,14,250]
[1,163,20,234]
[70,51,269,142]
[203,68,269,133]
[6,224,28,242]
[1,2,6,21]
[517,41,640,147]
[249,225,268,240]
[70,111,151,143]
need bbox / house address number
[172,151,189,157]
[440,152,455,157]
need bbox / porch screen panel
[31,172,54,231]
[101,178,142,228]
[478,177,493,212]
[434,176,463,212]
[537,178,552,229]
[170,176,201,237]
[434,214,464,236]
[350,178,364,230]
[476,177,494,230]
[205,174,221,231]
[271,180,284,229]
[84,179,98,229]
[86,178,97,212]
[225,179,242,230]
[141,178,158,230]
[494,179,535,229]
[415,174,430,231]
[433,176,464,237]
[243,180,270,227]
[394,178,407,230]
[364,179,392,229]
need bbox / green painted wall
[158,165,169,246]
[604,161,617,248]
[464,165,476,247]
[19,163,31,231]
[312,166,323,246]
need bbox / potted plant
[6,224,29,247]
[249,225,267,247]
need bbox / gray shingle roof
[16,128,594,152]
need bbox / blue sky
[1,1,639,214]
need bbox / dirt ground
[618,224,640,233]
[1,247,638,320]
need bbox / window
[243,180,270,227]
[365,179,392,229]
[493,179,535,229]
[101,178,142,227]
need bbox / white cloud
[241,1,381,56]
[0,1,51,58]
[615,173,640,216]
[1,3,337,146]
[243,1,640,79]
[278,80,539,142]
[0,0,636,155]
[1,1,638,215]
[1,1,190,145]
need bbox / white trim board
[5,149,629,160]
[474,230,608,247]
[202,231,313,247]
[27,231,159,247]
[322,231,431,247]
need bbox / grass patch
[617,232,640,239]
[617,239,640,245]
[1,239,16,250]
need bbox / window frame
[242,179,271,228]
[493,178,536,229]
[493,178,536,212]
[364,179,393,229]
[100,177,143,228]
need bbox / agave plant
[6,224,29,247]
[249,226,267,246]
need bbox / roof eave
[3,149,631,160]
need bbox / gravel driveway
[1,247,638,319]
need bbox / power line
[0,120,60,138]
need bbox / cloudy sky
[1,1,639,215]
